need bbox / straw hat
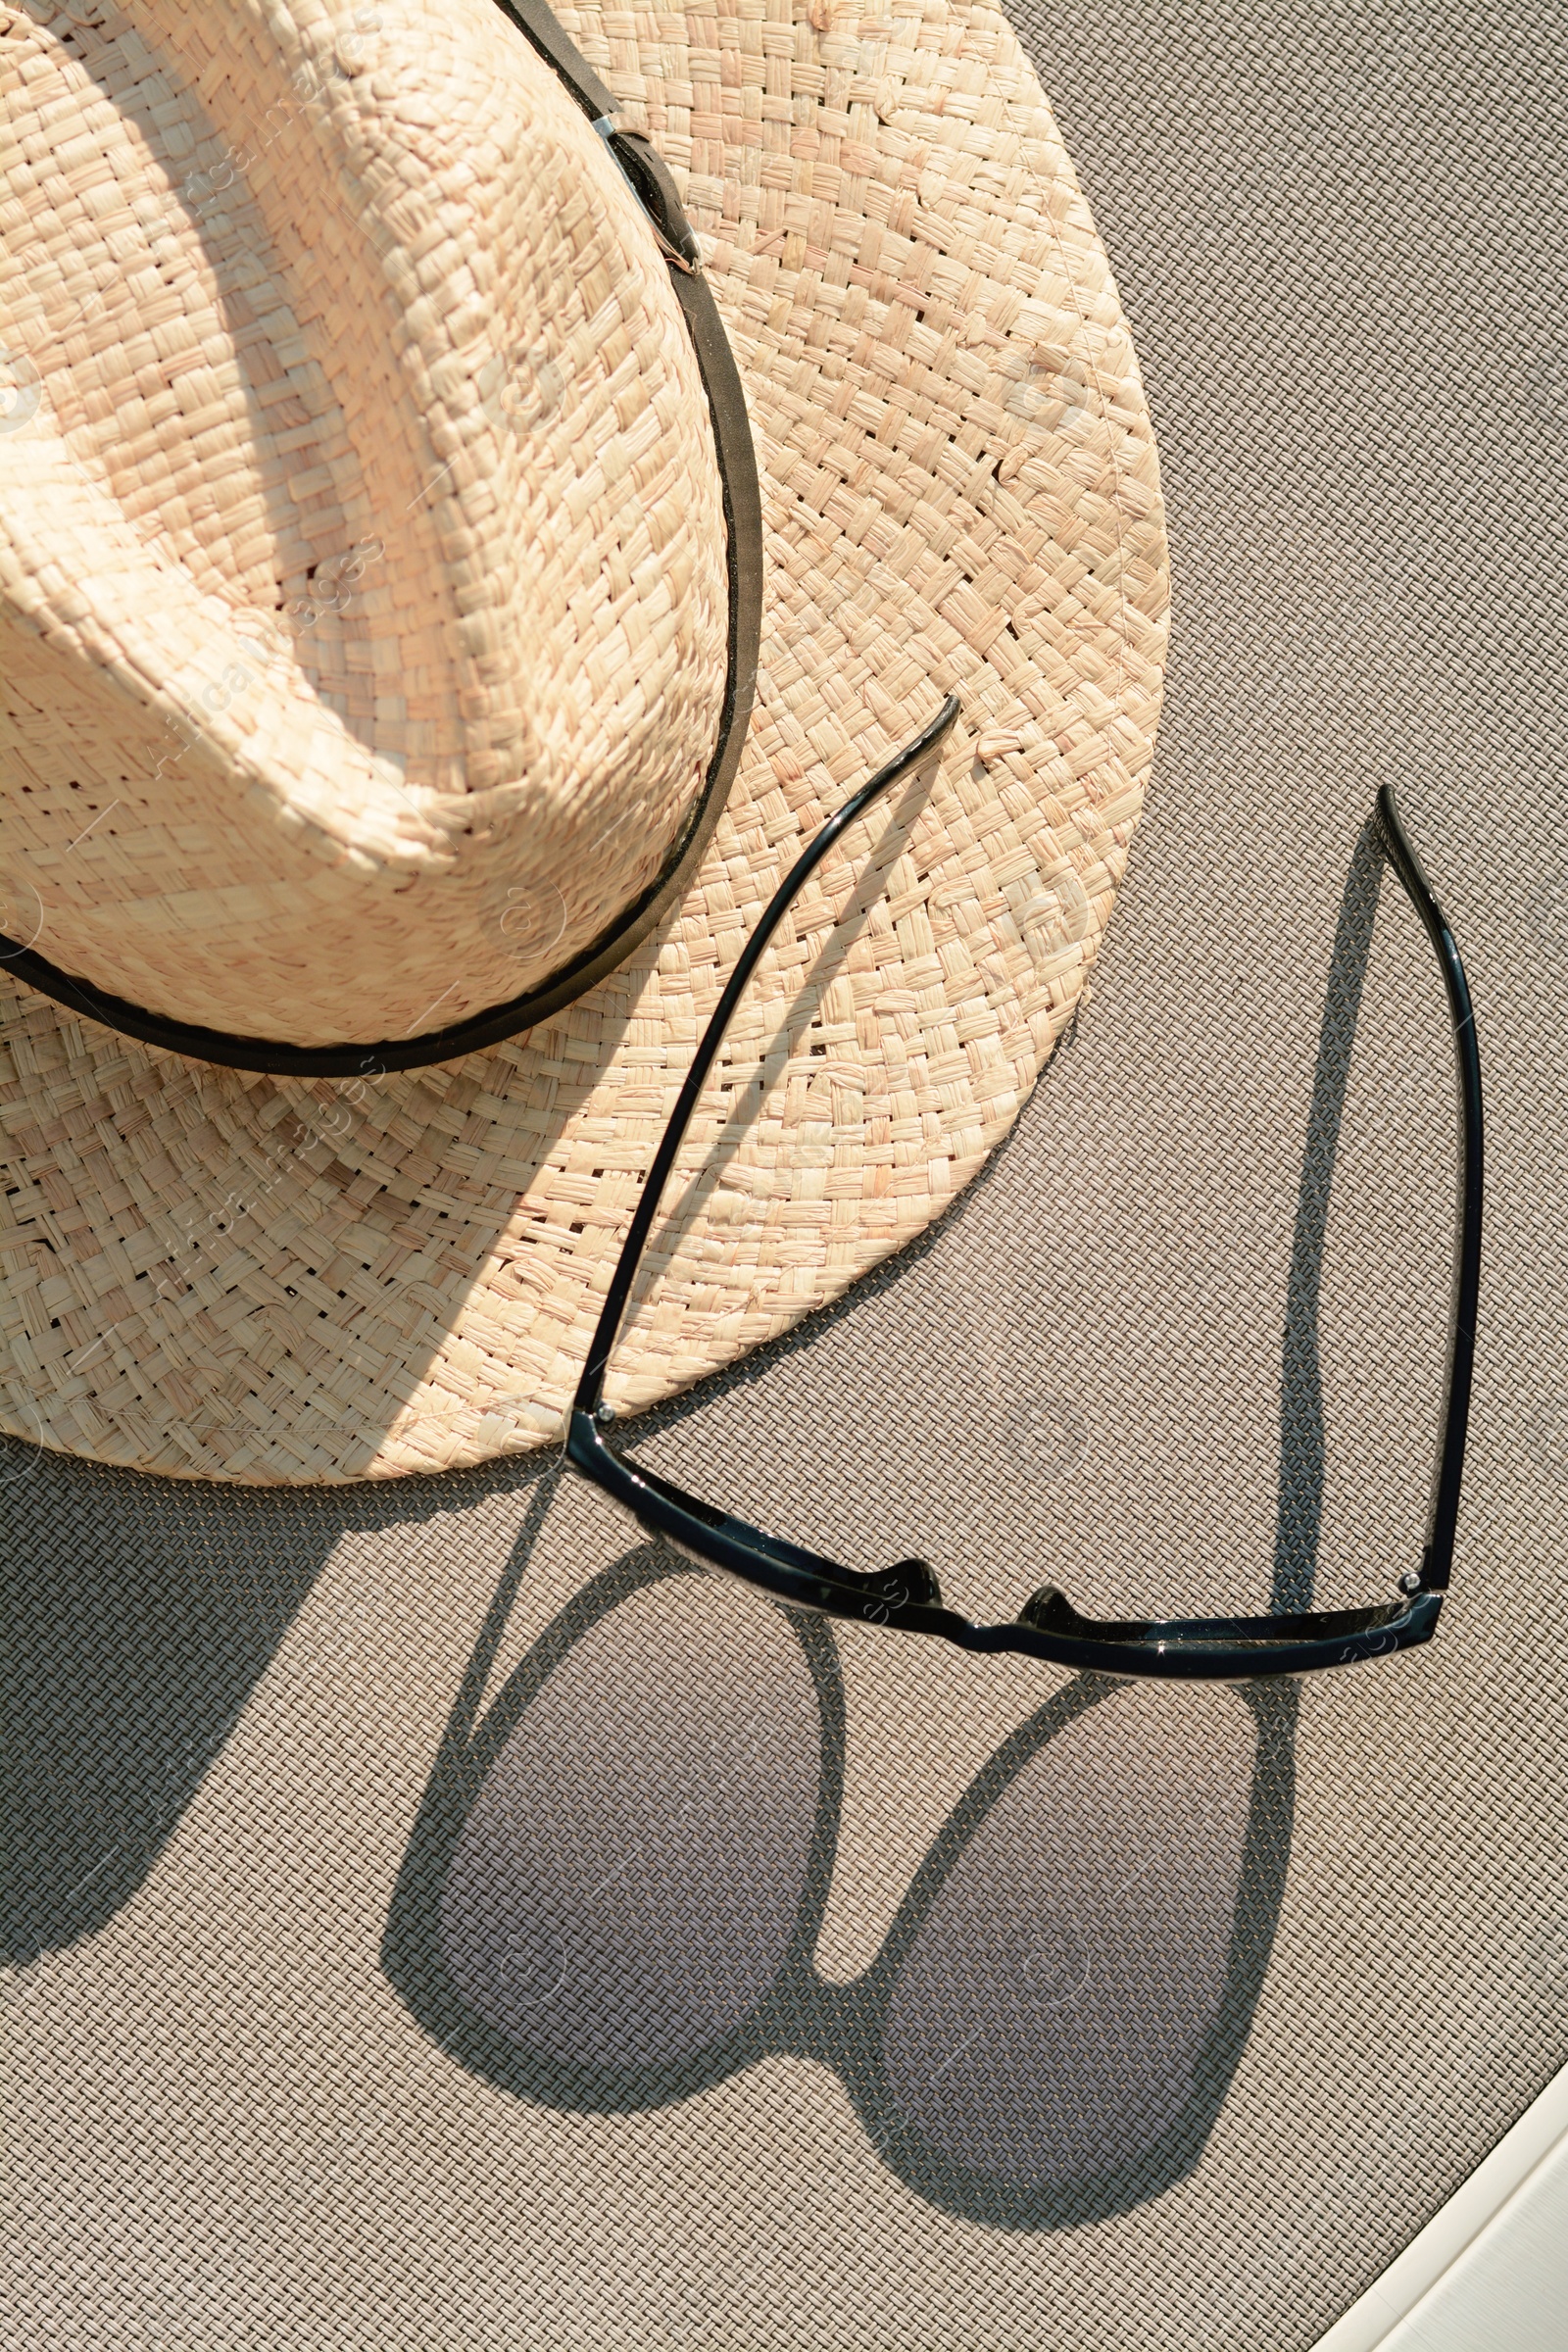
[0,0,1167,1484]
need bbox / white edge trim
[1307,2056,1568,2351]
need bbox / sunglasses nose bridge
[874,1558,944,1608]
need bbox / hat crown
[0,0,728,1047]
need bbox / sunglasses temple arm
[571,695,963,1418]
[1371,785,1484,1592]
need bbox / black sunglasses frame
[567,705,1483,1682]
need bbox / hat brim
[0,0,1167,1483]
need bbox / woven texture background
[5,1,1566,2346]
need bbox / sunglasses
[567,699,1484,1680]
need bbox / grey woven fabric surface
[5,3,1566,2346]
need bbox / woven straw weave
[0,0,1167,1481]
[1,0,728,1039]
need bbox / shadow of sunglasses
[385,1543,1297,2231]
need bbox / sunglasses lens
[436,1573,823,2091]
